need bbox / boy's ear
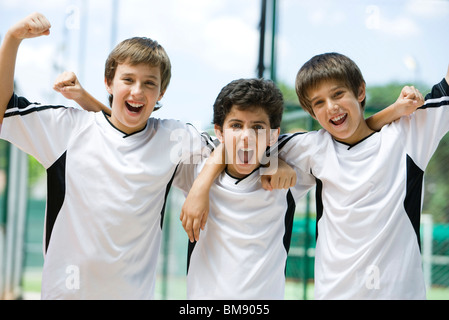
[214,124,224,143]
[358,83,366,103]
[269,127,280,146]
[158,90,165,101]
[105,78,113,95]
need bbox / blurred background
[0,0,448,300]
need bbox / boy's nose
[131,83,144,96]
[326,99,339,111]
[241,128,256,140]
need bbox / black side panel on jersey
[404,155,424,250]
[186,241,196,275]
[315,177,323,241]
[283,190,296,253]
[283,190,296,275]
[160,165,179,229]
[45,151,67,252]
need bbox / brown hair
[104,37,171,110]
[295,52,365,116]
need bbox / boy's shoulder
[148,117,202,138]
[277,129,330,149]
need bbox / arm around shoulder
[180,143,225,242]
[366,86,424,131]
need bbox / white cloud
[364,4,422,37]
[405,0,449,19]
[379,16,421,37]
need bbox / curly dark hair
[213,78,284,129]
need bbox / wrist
[392,101,403,119]
[4,31,23,46]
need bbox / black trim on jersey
[4,94,67,118]
[45,151,67,252]
[403,155,424,250]
[225,166,260,184]
[283,190,296,253]
[334,131,377,150]
[101,111,148,138]
[160,165,179,229]
[315,177,324,241]
[277,132,307,152]
[186,240,196,274]
[421,78,449,109]
[283,190,296,275]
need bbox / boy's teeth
[128,102,143,108]
[332,114,345,121]
[330,113,347,125]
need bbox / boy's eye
[313,100,324,108]
[334,91,344,98]
[230,123,242,129]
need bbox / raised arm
[180,143,225,242]
[365,86,424,131]
[0,13,51,123]
[53,71,110,114]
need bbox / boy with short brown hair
[278,52,447,299]
[0,12,210,299]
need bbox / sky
[0,0,448,131]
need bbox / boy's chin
[229,163,259,178]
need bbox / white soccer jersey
[277,78,449,299]
[174,159,315,299]
[0,93,210,299]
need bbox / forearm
[76,89,110,114]
[180,144,225,242]
[0,33,22,122]
[193,143,225,190]
[365,103,401,132]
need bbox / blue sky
[1,0,448,130]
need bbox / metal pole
[0,142,10,299]
[270,0,278,82]
[257,0,267,78]
[78,0,88,83]
[303,116,314,300]
[4,145,28,299]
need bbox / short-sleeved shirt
[0,93,210,299]
[174,157,315,299]
[277,78,449,299]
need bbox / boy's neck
[333,121,375,147]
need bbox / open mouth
[237,148,255,164]
[330,113,347,126]
[125,101,144,114]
